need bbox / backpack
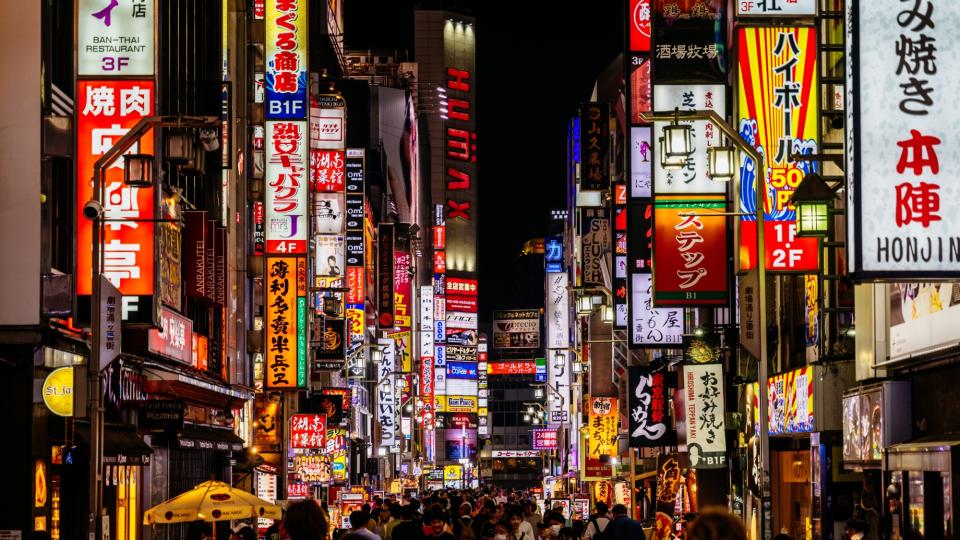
[589,517,608,540]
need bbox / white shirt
[583,517,610,539]
[516,521,535,540]
[351,528,381,540]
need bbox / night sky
[345,1,624,324]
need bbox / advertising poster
[492,310,540,350]
[652,0,726,83]
[767,366,814,435]
[628,366,674,447]
[738,26,820,272]
[653,195,728,306]
[630,273,684,347]
[652,85,727,195]
[585,396,618,479]
[889,283,960,361]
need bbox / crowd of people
[251,487,767,540]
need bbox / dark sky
[344,1,623,323]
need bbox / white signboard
[377,338,396,447]
[653,85,727,195]
[849,2,960,276]
[420,286,435,357]
[737,0,817,17]
[630,273,683,346]
[631,126,652,198]
[889,283,960,361]
[446,311,478,330]
[546,273,569,349]
[265,120,309,253]
[683,364,727,469]
[313,192,344,234]
[78,0,155,76]
[310,107,346,150]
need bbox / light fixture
[707,145,737,182]
[165,129,195,163]
[659,137,687,170]
[553,351,565,369]
[123,153,155,187]
[405,404,413,413]
[577,295,593,315]
[663,109,693,158]
[534,388,544,399]
[526,406,535,415]
[610,457,618,466]
[790,172,834,237]
[601,305,614,324]
[523,414,531,422]
[694,327,705,337]
[199,128,220,152]
[370,347,384,364]
[180,141,206,176]
[573,362,583,374]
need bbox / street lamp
[790,172,835,237]
[123,154,155,187]
[87,115,219,540]
[642,108,772,538]
[576,295,593,315]
[707,145,737,182]
[659,137,687,170]
[601,304,614,324]
[662,110,694,158]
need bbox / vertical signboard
[683,364,727,468]
[265,0,307,120]
[579,103,610,191]
[443,62,478,275]
[545,273,569,349]
[377,224,395,328]
[629,0,651,52]
[738,26,820,272]
[77,80,156,296]
[394,252,412,330]
[652,195,728,306]
[265,257,303,388]
[377,338,397,447]
[585,396,618,479]
[652,85,727,195]
[77,0,155,76]
[630,273,683,347]
[848,2,960,277]
[581,208,610,287]
[628,366,673,447]
[265,120,309,254]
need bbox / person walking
[685,510,748,540]
[582,502,610,540]
[283,500,330,540]
[599,505,642,540]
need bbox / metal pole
[639,109,771,538]
[89,164,103,540]
[630,447,637,520]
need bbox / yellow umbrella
[144,480,282,524]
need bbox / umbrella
[144,480,282,524]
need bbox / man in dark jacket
[602,505,643,540]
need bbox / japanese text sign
[628,366,674,447]
[266,0,307,119]
[737,0,816,17]
[579,103,610,191]
[486,361,536,375]
[848,2,960,276]
[289,414,326,449]
[738,27,820,272]
[629,0,651,52]
[532,428,559,450]
[265,120,309,254]
[310,150,345,192]
[77,79,155,296]
[377,338,397,447]
[653,85,727,195]
[653,196,728,306]
[630,273,683,346]
[78,0,155,76]
[265,256,306,388]
[683,364,727,468]
[585,396,618,479]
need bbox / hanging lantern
[790,172,835,237]
[707,146,737,182]
[123,153,155,187]
[165,129,194,163]
[659,137,687,170]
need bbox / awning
[141,360,254,409]
[886,438,960,473]
[76,422,153,465]
[177,423,245,452]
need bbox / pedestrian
[392,505,426,540]
[348,510,381,540]
[508,508,535,540]
[384,504,403,540]
[523,502,542,531]
[597,505,641,540]
[375,505,393,539]
[454,503,477,540]
[582,502,610,539]
[283,500,330,540]
[425,511,458,540]
[685,510,747,540]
